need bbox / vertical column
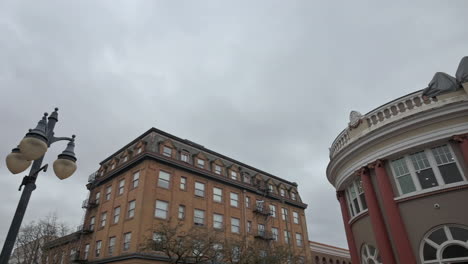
[453,135,468,164]
[336,191,359,264]
[359,167,396,264]
[371,160,417,264]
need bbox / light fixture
[19,114,49,160]
[53,136,77,180]
[5,147,32,174]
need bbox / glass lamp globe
[19,136,48,161]
[6,148,32,174]
[53,158,77,180]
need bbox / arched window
[315,256,320,264]
[420,224,468,263]
[322,257,327,264]
[361,244,382,264]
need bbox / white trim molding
[309,241,351,258]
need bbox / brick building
[43,128,311,263]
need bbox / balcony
[253,206,272,216]
[76,225,93,234]
[81,199,98,209]
[255,231,275,241]
[70,251,87,263]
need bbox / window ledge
[395,181,468,203]
[348,209,368,225]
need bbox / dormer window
[280,189,285,197]
[197,159,205,169]
[137,147,142,154]
[214,165,222,175]
[291,192,297,201]
[268,184,274,192]
[163,146,172,157]
[230,171,238,180]
[123,156,128,163]
[243,174,251,184]
[181,152,189,162]
[111,164,115,170]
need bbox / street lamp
[0,108,77,264]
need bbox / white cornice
[309,241,350,258]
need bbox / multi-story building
[309,241,351,264]
[43,127,311,263]
[327,57,468,264]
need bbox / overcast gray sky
[1,0,467,249]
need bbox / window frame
[213,187,223,203]
[293,211,300,224]
[123,232,131,251]
[213,213,223,229]
[180,177,187,191]
[158,170,171,189]
[127,200,136,218]
[230,192,239,207]
[100,212,107,228]
[178,205,185,220]
[113,207,120,224]
[132,171,140,188]
[231,217,240,234]
[162,146,172,157]
[155,200,169,219]
[118,179,125,195]
[181,152,189,163]
[195,182,205,197]
[105,186,112,201]
[194,209,205,226]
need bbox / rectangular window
[181,152,189,162]
[137,147,142,154]
[268,184,274,192]
[247,221,252,233]
[178,205,185,220]
[123,232,131,251]
[113,207,120,224]
[195,182,205,197]
[291,192,297,200]
[215,165,222,175]
[158,171,171,189]
[231,218,240,233]
[410,151,438,189]
[213,213,223,229]
[100,212,107,227]
[132,172,140,188]
[391,158,417,194]
[243,174,251,184]
[230,192,239,207]
[231,171,238,180]
[280,189,285,197]
[258,224,265,236]
[431,145,463,184]
[123,156,128,163]
[272,228,279,241]
[95,241,102,257]
[284,231,291,244]
[108,237,116,255]
[293,211,299,224]
[194,209,205,226]
[84,244,90,259]
[281,208,288,221]
[118,179,125,195]
[180,177,187,190]
[245,196,250,208]
[95,192,100,204]
[127,200,136,218]
[163,146,172,157]
[295,233,303,247]
[270,205,277,218]
[89,216,95,231]
[197,159,205,168]
[105,186,112,200]
[155,200,169,219]
[355,179,367,210]
[213,187,223,202]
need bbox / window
[118,179,125,195]
[111,164,115,170]
[100,212,107,227]
[284,231,291,244]
[163,146,172,157]
[230,192,239,207]
[420,224,468,264]
[123,156,128,163]
[89,216,95,231]
[153,232,165,243]
[243,173,251,184]
[258,224,265,236]
[361,244,382,264]
[272,228,279,241]
[197,159,205,168]
[231,171,238,180]
[213,214,223,229]
[108,237,116,255]
[194,209,205,226]
[178,205,185,220]
[268,184,274,192]
[195,182,205,197]
[245,196,250,208]
[291,192,297,201]
[132,171,140,188]
[105,186,112,200]
[181,152,189,162]
[346,178,367,217]
[281,208,288,221]
[391,144,465,196]
[180,177,187,190]
[231,218,240,233]
[280,189,286,197]
[293,212,300,224]
[158,171,171,189]
[155,200,169,219]
[215,165,222,175]
[113,207,120,224]
[270,205,277,218]
[95,241,102,257]
[95,192,100,204]
[247,221,252,233]
[137,147,142,154]
[84,244,90,259]
[123,232,131,251]
[127,200,136,218]
[213,187,223,202]
[295,233,303,247]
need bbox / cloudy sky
[1,0,467,249]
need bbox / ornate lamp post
[0,108,77,264]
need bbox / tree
[10,213,69,264]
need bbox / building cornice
[309,241,350,258]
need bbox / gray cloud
[1,0,467,249]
